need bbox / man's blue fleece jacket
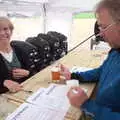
[71,49,120,120]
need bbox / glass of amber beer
[51,64,60,83]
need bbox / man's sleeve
[71,67,101,83]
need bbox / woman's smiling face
[0,22,12,42]
[0,18,13,43]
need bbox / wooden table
[0,49,108,120]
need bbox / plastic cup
[51,66,60,83]
[66,79,79,88]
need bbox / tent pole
[42,3,47,33]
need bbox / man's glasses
[98,23,115,32]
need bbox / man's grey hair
[95,0,120,23]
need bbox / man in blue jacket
[61,0,120,119]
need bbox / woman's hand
[3,80,23,93]
[67,87,88,108]
[12,68,30,79]
[60,64,71,80]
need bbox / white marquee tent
[0,0,101,49]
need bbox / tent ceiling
[49,0,100,9]
[0,0,101,18]
[0,0,99,48]
[0,0,101,12]
[0,0,48,4]
[18,0,48,3]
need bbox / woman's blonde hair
[95,0,120,23]
[0,17,14,31]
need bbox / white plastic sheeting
[0,0,101,49]
[48,0,101,11]
[18,0,48,3]
[0,0,101,12]
[45,7,73,40]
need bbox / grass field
[73,12,95,19]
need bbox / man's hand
[12,68,30,79]
[60,64,71,80]
[3,80,23,93]
[67,87,88,108]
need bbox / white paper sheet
[26,88,46,102]
[44,84,69,97]
[27,84,70,111]
[6,84,71,120]
[6,103,65,120]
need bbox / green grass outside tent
[73,12,95,19]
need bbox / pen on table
[21,89,33,93]
[1,94,23,104]
[2,94,36,106]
